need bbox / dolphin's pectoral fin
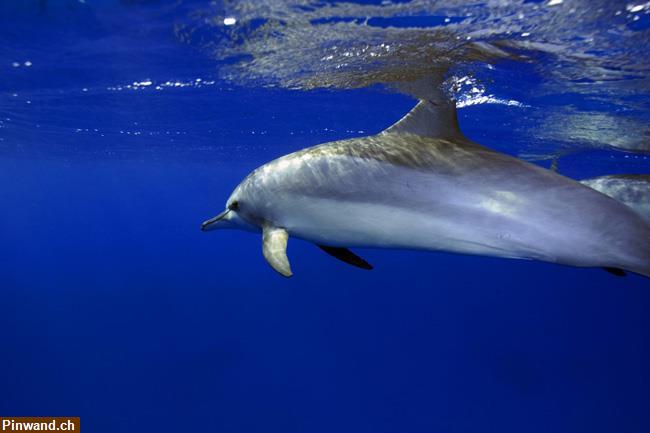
[262,225,292,277]
[603,267,627,277]
[317,245,373,270]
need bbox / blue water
[1,1,650,432]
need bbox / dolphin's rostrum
[202,74,650,278]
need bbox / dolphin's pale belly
[237,135,650,272]
[276,195,540,259]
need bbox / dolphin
[580,175,650,224]
[201,76,650,278]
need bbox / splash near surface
[174,0,650,153]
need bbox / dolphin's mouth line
[201,209,230,231]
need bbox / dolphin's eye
[228,201,239,211]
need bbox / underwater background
[1,0,650,432]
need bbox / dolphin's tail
[628,263,650,279]
[596,199,650,279]
[576,178,650,280]
[626,232,650,279]
[632,241,650,278]
[578,174,650,224]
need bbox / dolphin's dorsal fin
[383,99,460,139]
[262,225,292,277]
[382,70,461,139]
